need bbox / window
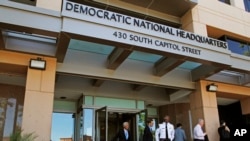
[226,38,250,57]
[10,0,36,6]
[0,84,25,140]
[218,0,231,5]
[244,0,250,12]
[81,109,94,141]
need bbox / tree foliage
[10,130,37,141]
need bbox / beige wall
[159,103,192,140]
[190,80,220,141]
[23,59,56,141]
[36,0,62,11]
[0,50,57,140]
[188,80,250,140]
[182,0,250,41]
[1,0,250,140]
[181,9,208,36]
[241,98,250,115]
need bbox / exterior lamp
[206,83,218,92]
[29,57,46,70]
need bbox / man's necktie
[166,123,169,139]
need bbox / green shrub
[10,130,37,141]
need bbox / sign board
[61,0,231,65]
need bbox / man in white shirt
[155,115,175,141]
[193,119,207,141]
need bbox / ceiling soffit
[80,0,193,27]
[120,0,197,17]
[0,63,27,76]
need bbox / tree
[10,130,37,141]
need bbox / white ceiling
[0,73,240,106]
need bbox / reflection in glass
[3,98,16,137]
[76,112,82,141]
[16,105,23,131]
[82,109,93,141]
[244,0,250,12]
[0,85,24,140]
[95,108,107,141]
[0,98,7,139]
[51,113,74,141]
[227,38,250,57]
[137,111,146,141]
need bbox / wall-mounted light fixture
[206,83,218,92]
[29,57,46,70]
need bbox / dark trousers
[160,139,170,141]
[194,139,204,141]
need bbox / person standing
[174,123,187,141]
[193,119,207,141]
[218,120,230,141]
[143,118,154,141]
[155,115,175,141]
[112,122,132,141]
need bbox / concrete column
[230,0,245,10]
[36,0,62,11]
[189,80,219,141]
[22,57,56,140]
[0,50,57,140]
[241,97,250,115]
[181,8,208,36]
[159,103,192,140]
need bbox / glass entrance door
[95,106,107,141]
[91,108,147,141]
[108,112,137,141]
[136,109,148,141]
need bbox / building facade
[0,0,250,141]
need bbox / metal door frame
[95,106,108,141]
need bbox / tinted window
[244,0,250,12]
[82,109,94,141]
[0,85,24,140]
[10,0,36,6]
[227,38,250,57]
[218,0,231,5]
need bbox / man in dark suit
[143,118,154,141]
[112,122,132,141]
[218,120,230,141]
